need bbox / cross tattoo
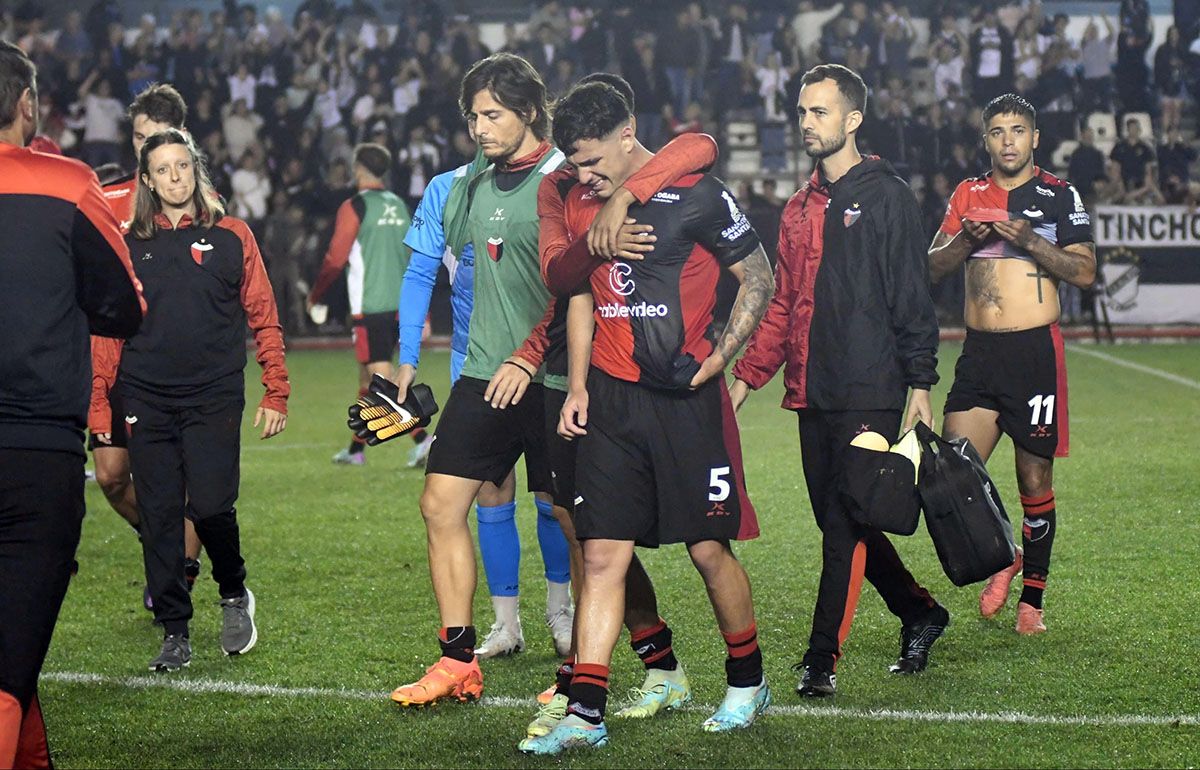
[1027,265,1049,303]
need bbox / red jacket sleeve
[622,132,719,204]
[221,218,290,413]
[731,201,799,390]
[309,198,360,303]
[512,299,556,368]
[88,335,124,434]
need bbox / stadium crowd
[1,0,1196,330]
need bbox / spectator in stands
[221,97,263,164]
[1109,117,1163,204]
[76,69,124,167]
[1079,16,1117,114]
[969,11,1014,103]
[1157,129,1199,205]
[1154,26,1189,134]
[1117,0,1153,112]
[1068,127,1109,203]
[932,24,968,101]
[231,150,273,235]
[878,3,916,81]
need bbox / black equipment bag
[840,446,921,536]
[913,422,1017,587]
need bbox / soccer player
[388,53,571,706]
[397,149,565,660]
[1,40,145,767]
[730,64,947,697]
[519,81,775,755]
[306,143,412,466]
[521,73,721,738]
[88,83,205,602]
[110,129,288,671]
[928,93,1095,634]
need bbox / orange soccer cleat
[390,656,483,707]
[978,547,1023,619]
[1015,602,1047,635]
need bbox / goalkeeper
[392,142,573,661]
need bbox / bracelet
[504,360,534,379]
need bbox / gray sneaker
[149,634,191,672]
[220,588,257,655]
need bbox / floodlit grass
[40,343,1200,768]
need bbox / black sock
[347,439,365,455]
[554,658,575,697]
[411,428,428,443]
[630,618,678,672]
[184,558,201,591]
[567,664,609,725]
[1019,491,1056,610]
[439,626,476,663]
[723,624,764,688]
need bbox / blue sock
[476,502,520,597]
[535,498,571,584]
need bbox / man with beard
[730,64,947,697]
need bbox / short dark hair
[0,41,36,131]
[577,72,635,112]
[981,93,1037,128]
[551,81,631,155]
[128,83,187,127]
[459,53,550,139]
[800,63,867,113]
[354,143,391,179]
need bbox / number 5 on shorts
[709,466,731,502]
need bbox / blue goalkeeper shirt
[400,165,474,371]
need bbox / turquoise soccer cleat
[701,679,772,732]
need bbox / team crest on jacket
[486,236,504,262]
[844,204,862,228]
[190,238,214,265]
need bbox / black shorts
[574,368,759,548]
[352,311,399,365]
[88,386,128,450]
[945,323,1069,459]
[425,376,552,493]
[543,386,578,511]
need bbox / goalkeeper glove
[347,374,439,445]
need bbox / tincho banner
[1093,206,1200,324]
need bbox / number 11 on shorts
[1028,394,1055,425]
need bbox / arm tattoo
[965,260,1002,308]
[1028,239,1096,286]
[714,246,775,364]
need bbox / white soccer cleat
[475,621,525,659]
[546,606,574,657]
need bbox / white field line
[40,671,1198,728]
[1067,344,1200,391]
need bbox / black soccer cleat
[889,602,950,674]
[795,663,837,697]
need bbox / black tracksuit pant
[123,393,247,636]
[0,449,84,767]
[798,409,935,669]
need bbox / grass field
[39,342,1200,768]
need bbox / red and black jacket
[108,213,289,412]
[733,157,938,411]
[0,143,145,453]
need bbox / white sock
[546,580,571,614]
[491,595,520,628]
[721,678,765,706]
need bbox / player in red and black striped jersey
[518,81,775,756]
[929,93,1096,635]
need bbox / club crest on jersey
[844,203,862,227]
[486,236,504,262]
[190,238,214,265]
[609,261,635,296]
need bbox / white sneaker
[475,621,525,659]
[546,606,574,657]
[406,434,435,468]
